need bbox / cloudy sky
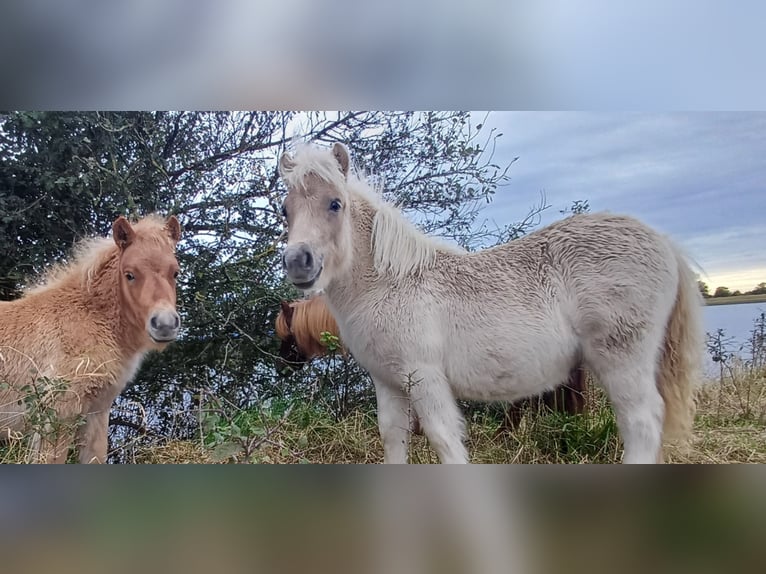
[475,112,765,293]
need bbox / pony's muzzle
[283,243,322,288]
[149,309,181,343]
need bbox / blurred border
[1,466,764,574]
[0,1,764,109]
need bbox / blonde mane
[364,186,465,280]
[26,214,174,296]
[275,308,291,340]
[285,144,463,282]
[281,144,349,196]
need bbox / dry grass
[669,364,766,464]
[134,441,215,464]
[3,350,763,464]
[133,367,765,464]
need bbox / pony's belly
[443,339,576,403]
[448,369,568,403]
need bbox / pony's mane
[365,187,465,280]
[277,296,342,358]
[281,144,349,196]
[284,144,464,281]
[27,214,173,295]
[275,308,291,341]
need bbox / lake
[704,302,765,345]
[703,302,766,375]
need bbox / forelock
[282,144,349,195]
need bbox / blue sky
[475,112,766,292]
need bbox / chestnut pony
[0,215,182,463]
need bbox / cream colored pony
[279,143,704,464]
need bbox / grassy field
[133,367,766,465]
[705,293,766,306]
[3,338,764,464]
[2,371,763,464]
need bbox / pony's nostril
[150,316,159,330]
[282,252,287,269]
[303,249,313,269]
[173,315,180,329]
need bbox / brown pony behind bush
[0,215,182,463]
[275,295,345,369]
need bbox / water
[703,302,766,376]
[704,302,765,346]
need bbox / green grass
[3,357,764,464]
[136,368,766,464]
[705,293,766,306]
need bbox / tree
[560,199,590,215]
[713,286,732,298]
[698,280,710,298]
[1,111,524,458]
[750,282,766,295]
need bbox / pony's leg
[374,379,412,464]
[77,408,110,463]
[408,368,468,464]
[591,352,664,464]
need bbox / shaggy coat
[279,143,704,464]
[0,215,181,463]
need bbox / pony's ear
[279,152,295,177]
[332,143,350,177]
[165,215,182,243]
[112,216,136,250]
[280,301,294,325]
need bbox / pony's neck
[322,194,386,323]
[325,188,457,308]
[349,194,378,269]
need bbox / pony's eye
[280,204,287,219]
[125,272,135,282]
[173,271,179,279]
[329,199,342,212]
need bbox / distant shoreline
[704,293,766,306]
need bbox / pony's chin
[292,280,320,292]
[149,335,176,346]
[291,267,323,291]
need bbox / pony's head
[274,296,344,374]
[279,143,354,292]
[112,215,182,348]
[275,300,308,372]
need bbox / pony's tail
[657,245,705,444]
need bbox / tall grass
[0,376,84,464]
